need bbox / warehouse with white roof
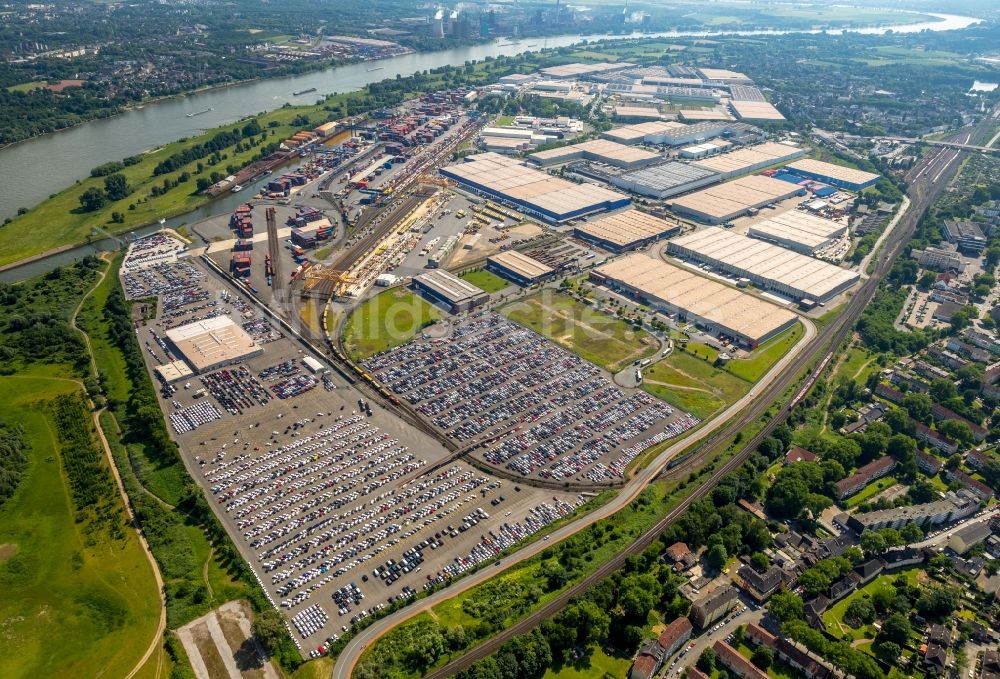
[573,210,682,252]
[527,139,660,169]
[486,250,555,286]
[670,175,806,224]
[692,142,806,179]
[783,158,881,191]
[439,153,630,223]
[592,254,798,348]
[747,211,848,254]
[165,316,263,373]
[667,228,859,302]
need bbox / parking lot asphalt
[126,251,581,657]
[363,312,699,485]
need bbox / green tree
[104,173,130,201]
[881,612,912,645]
[768,591,804,622]
[902,392,933,424]
[707,543,728,570]
[78,186,107,212]
[845,598,876,627]
[751,646,774,670]
[697,647,716,673]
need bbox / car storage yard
[127,249,582,657]
[362,313,700,485]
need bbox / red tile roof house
[628,617,693,679]
[946,469,995,501]
[785,446,819,464]
[658,617,694,657]
[713,640,769,679]
[835,456,896,500]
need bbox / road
[329,112,999,679]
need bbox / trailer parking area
[129,253,580,657]
[362,313,699,485]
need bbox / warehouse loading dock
[666,228,860,302]
[592,254,798,348]
[670,175,806,224]
[574,209,682,252]
[439,152,630,223]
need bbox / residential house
[916,450,944,475]
[713,640,769,679]
[982,649,1000,679]
[930,403,988,442]
[689,585,739,628]
[746,623,834,679]
[658,616,693,657]
[912,420,959,455]
[785,446,819,464]
[847,491,979,531]
[966,449,993,471]
[926,345,968,371]
[828,572,863,602]
[964,328,1000,355]
[890,370,929,393]
[947,338,991,364]
[835,456,897,500]
[628,641,664,679]
[874,383,905,405]
[854,558,886,584]
[736,563,786,601]
[945,469,994,501]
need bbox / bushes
[0,422,27,509]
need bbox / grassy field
[823,569,920,641]
[7,80,46,92]
[845,477,898,509]
[460,268,511,293]
[501,292,658,372]
[494,115,515,127]
[641,350,751,419]
[343,288,442,360]
[725,322,803,382]
[542,648,632,679]
[0,371,161,679]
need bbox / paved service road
[329,316,817,679]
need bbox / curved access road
[330,315,817,679]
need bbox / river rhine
[0,12,980,281]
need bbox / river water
[0,11,979,282]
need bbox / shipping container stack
[233,239,254,252]
[230,204,254,239]
[291,227,318,249]
[231,252,252,277]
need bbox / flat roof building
[575,210,682,252]
[412,270,489,313]
[540,62,635,79]
[165,316,263,374]
[613,105,664,122]
[439,153,630,223]
[942,220,987,255]
[528,138,661,169]
[670,175,807,224]
[784,158,880,191]
[592,254,798,348]
[666,228,860,302]
[154,359,195,384]
[603,120,735,147]
[574,160,720,199]
[747,211,848,254]
[678,108,734,122]
[698,68,753,83]
[692,142,806,179]
[602,121,687,145]
[730,100,786,121]
[486,250,554,286]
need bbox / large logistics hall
[486,250,555,286]
[746,210,848,254]
[592,254,798,348]
[439,153,630,223]
[412,270,489,313]
[527,139,660,169]
[666,228,860,302]
[730,100,785,121]
[574,160,720,199]
[573,209,682,252]
[783,158,880,191]
[165,316,263,373]
[670,175,806,224]
[691,142,805,179]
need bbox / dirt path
[203,546,215,601]
[643,378,714,395]
[69,255,167,679]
